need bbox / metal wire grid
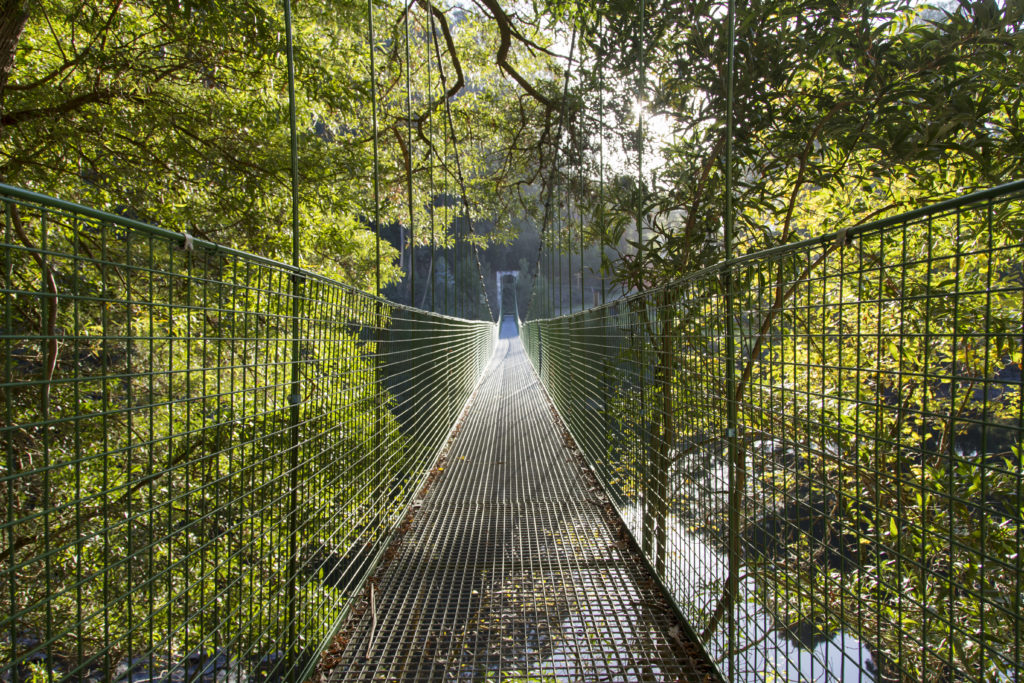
[522,182,1024,682]
[1,186,495,683]
[330,317,714,682]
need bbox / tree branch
[406,0,467,152]
[0,0,29,104]
[6,0,123,95]
[1,88,123,127]
[476,0,554,109]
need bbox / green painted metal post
[636,0,645,292]
[369,0,381,298]
[283,0,302,677]
[723,0,740,678]
[404,6,415,308]
[427,11,435,313]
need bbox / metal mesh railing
[1,184,495,683]
[522,180,1024,683]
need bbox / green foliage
[524,183,1024,681]
[1,0,399,288]
[0,197,495,675]
[1,0,574,299]
[566,0,1024,290]
[738,197,1024,681]
[532,5,1024,675]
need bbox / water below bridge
[325,317,716,682]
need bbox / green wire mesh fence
[522,180,1024,683]
[1,184,495,683]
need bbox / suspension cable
[404,0,415,307]
[636,0,646,292]
[429,10,494,320]
[566,156,571,314]
[368,0,382,296]
[724,0,740,671]
[426,18,456,315]
[428,7,448,316]
[572,20,587,316]
[598,25,605,305]
[428,16,456,315]
[578,105,584,311]
[427,8,435,312]
[560,171,565,315]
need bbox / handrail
[525,178,1024,323]
[0,183,481,325]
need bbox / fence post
[723,1,739,677]
[282,0,302,675]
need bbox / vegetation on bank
[2,0,1023,680]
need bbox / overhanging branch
[476,0,554,109]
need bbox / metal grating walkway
[326,317,714,682]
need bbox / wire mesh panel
[0,185,495,683]
[522,181,1024,683]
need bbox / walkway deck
[327,318,714,682]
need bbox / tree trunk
[0,0,28,110]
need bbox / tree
[0,0,581,294]
[569,0,1024,290]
